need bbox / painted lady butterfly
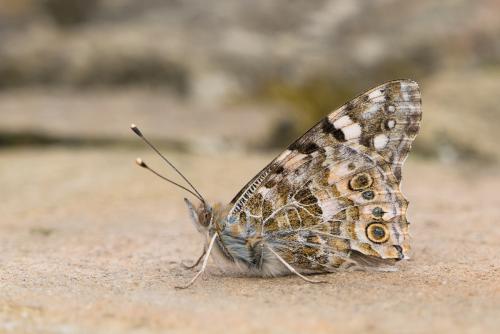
[132,79,422,288]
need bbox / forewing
[225,80,421,271]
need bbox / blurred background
[0,0,499,161]
[1,1,500,332]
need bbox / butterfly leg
[181,248,207,269]
[175,234,217,289]
[266,245,328,284]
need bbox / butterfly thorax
[191,202,238,262]
[192,201,273,269]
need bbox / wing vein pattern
[223,80,421,272]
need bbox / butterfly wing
[223,80,421,273]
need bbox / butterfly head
[184,198,232,238]
[184,198,213,232]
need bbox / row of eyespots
[347,171,390,243]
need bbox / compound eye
[366,223,389,243]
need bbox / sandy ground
[0,147,499,333]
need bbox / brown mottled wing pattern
[225,80,421,272]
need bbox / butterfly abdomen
[214,219,296,277]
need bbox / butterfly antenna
[131,124,206,203]
[135,158,204,202]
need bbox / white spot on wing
[368,90,385,103]
[368,90,384,101]
[320,198,343,220]
[333,115,353,129]
[386,119,396,129]
[363,104,380,119]
[400,82,410,100]
[342,123,362,140]
[276,149,291,162]
[374,134,389,150]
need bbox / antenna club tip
[130,124,143,137]
[135,157,147,168]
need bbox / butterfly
[131,79,421,288]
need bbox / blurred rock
[41,0,100,27]
[0,0,498,100]
[0,0,498,163]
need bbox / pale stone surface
[0,148,499,333]
[0,89,280,152]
